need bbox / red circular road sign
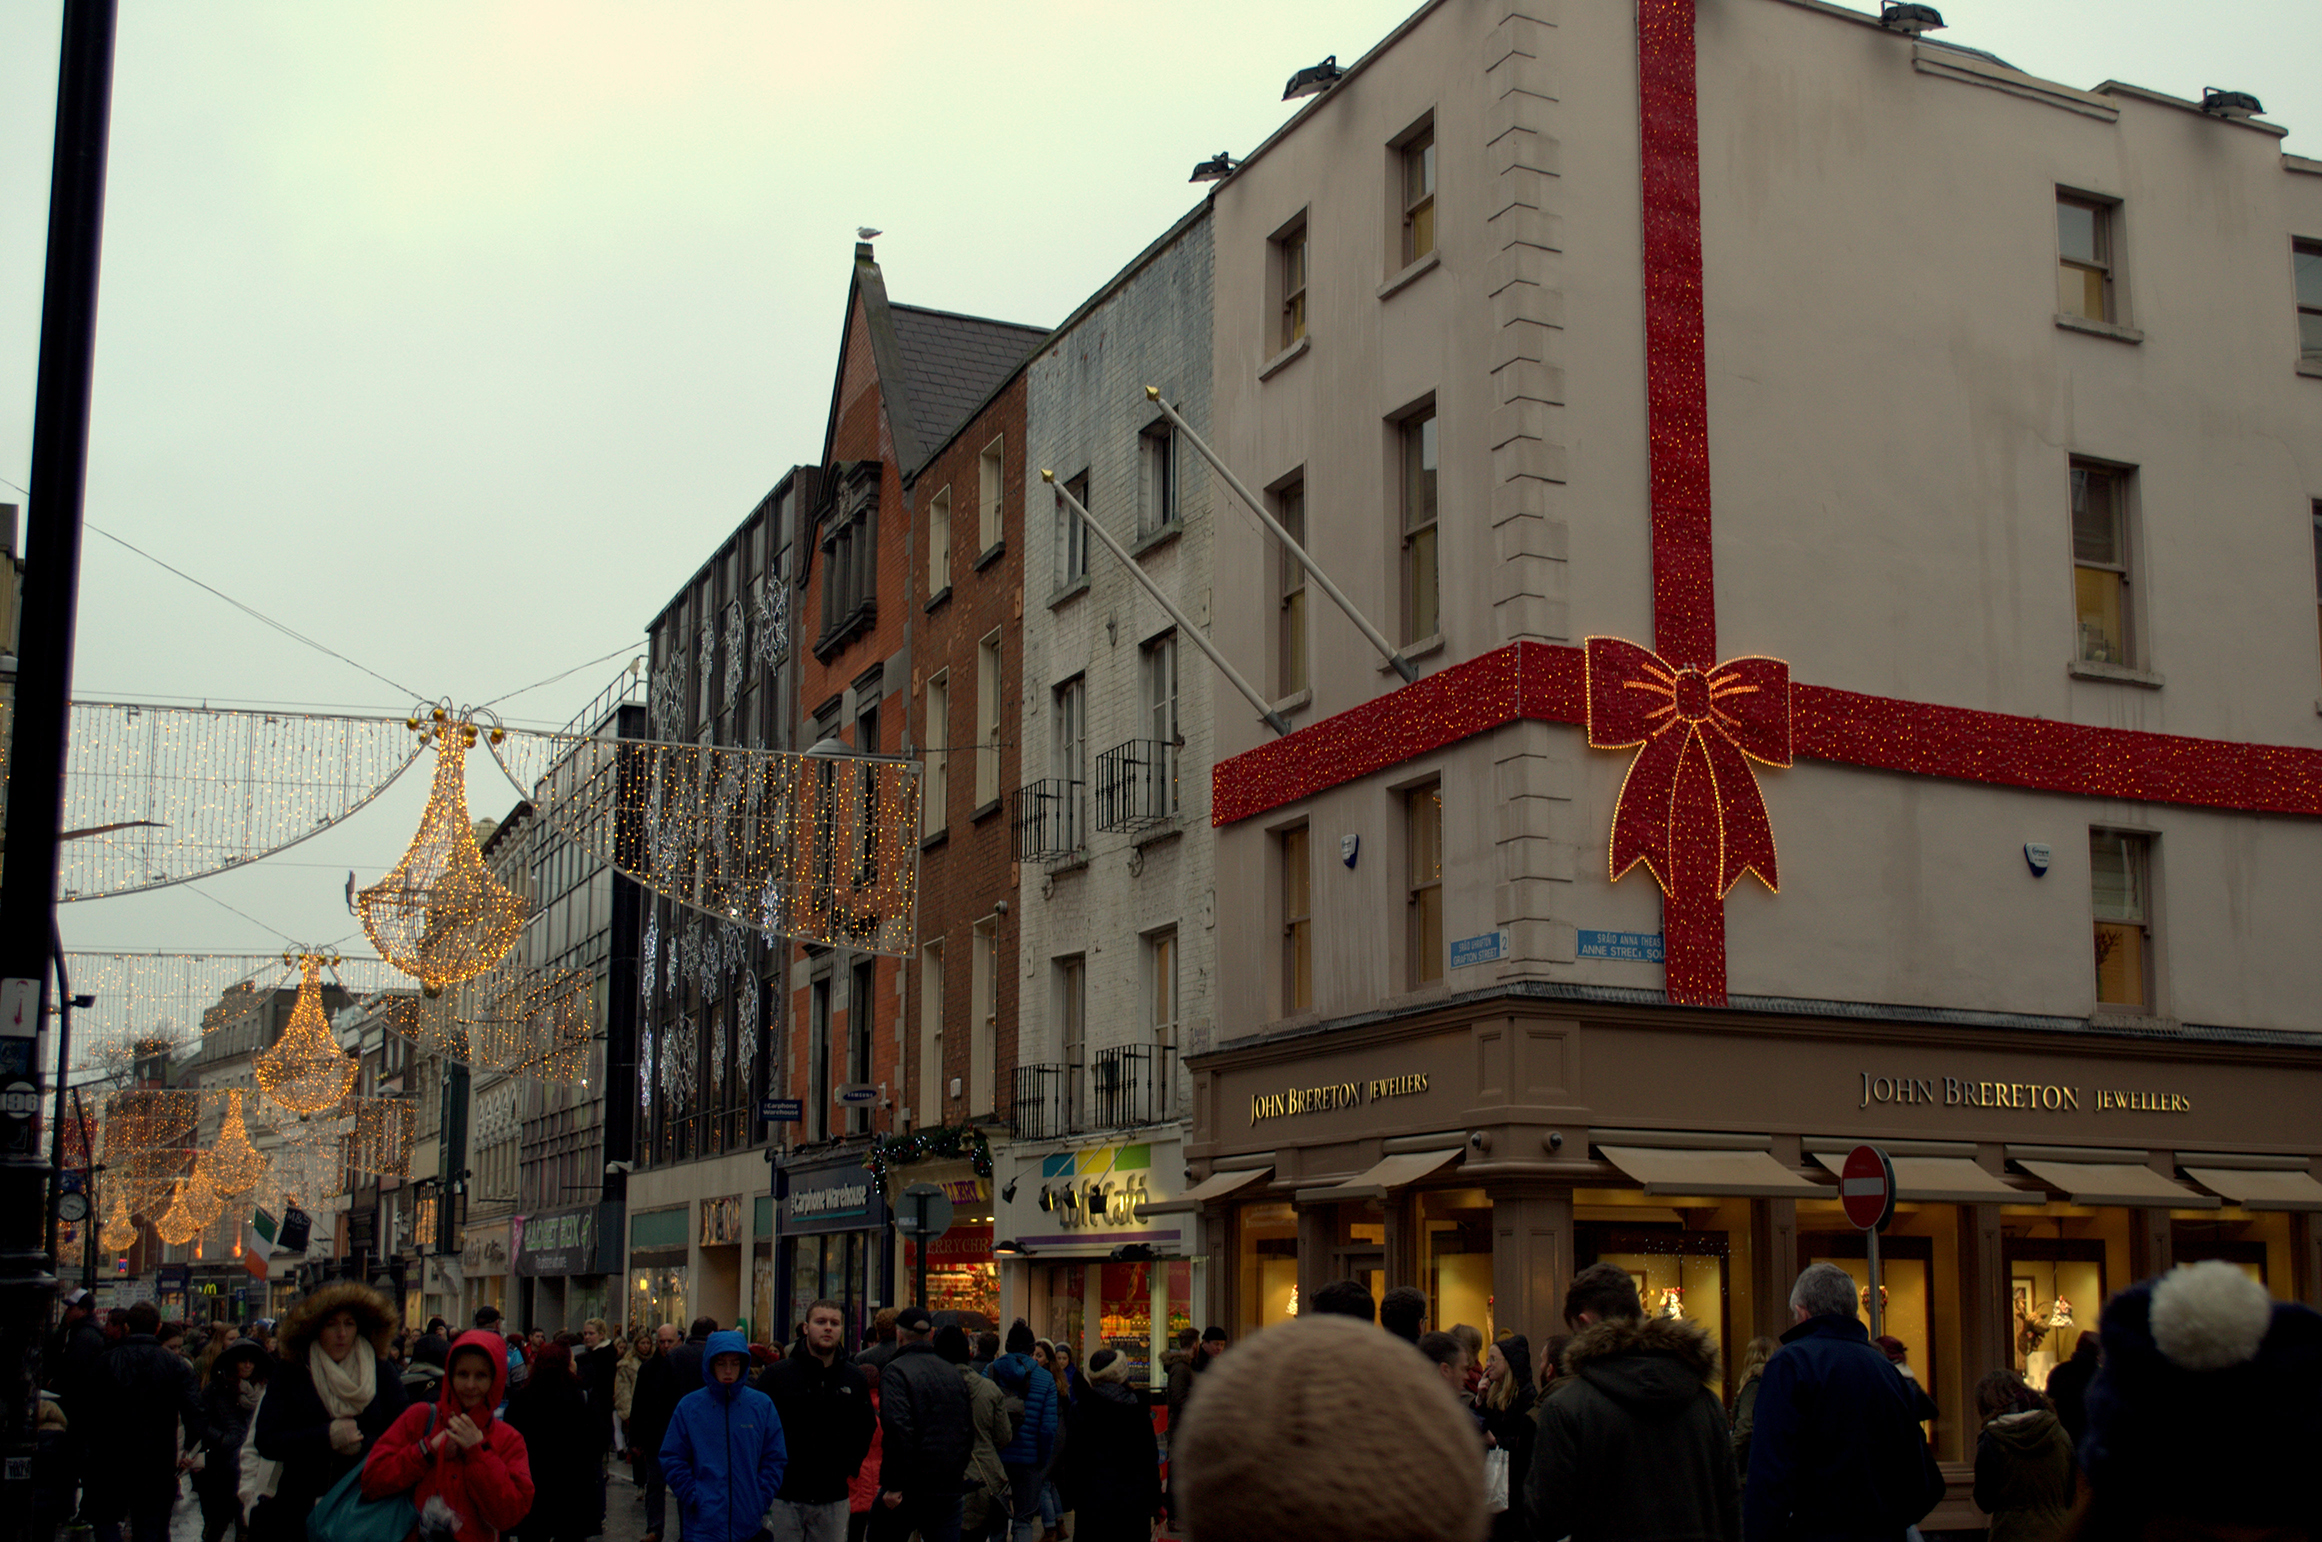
[1841,1144,1896,1232]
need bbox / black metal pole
[913,1192,930,1311]
[71,1092,95,1298]
[43,945,73,1270]
[0,5,117,1534]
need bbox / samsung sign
[784,1163,886,1236]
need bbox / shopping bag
[1483,1447,1510,1513]
[305,1408,434,1542]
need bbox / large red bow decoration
[1586,637,1790,901]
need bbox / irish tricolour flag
[243,1208,278,1281]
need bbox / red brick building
[779,243,1042,1325]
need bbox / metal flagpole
[1142,387,1418,683]
[1042,471,1290,737]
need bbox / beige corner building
[1178,0,2322,1507]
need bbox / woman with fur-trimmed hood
[250,1281,410,1542]
[1526,1262,1739,1542]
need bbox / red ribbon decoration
[1586,638,1789,900]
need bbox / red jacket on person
[363,1329,535,1542]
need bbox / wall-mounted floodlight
[1879,3,1944,32]
[1189,153,1238,184]
[1283,55,1341,101]
[2201,89,2263,120]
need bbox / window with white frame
[1276,478,1307,697]
[1281,824,1312,1013]
[922,671,948,838]
[1139,423,1176,538]
[2297,240,2322,365]
[2071,461,2135,666]
[1053,676,1085,852]
[919,940,944,1120]
[1056,954,1086,1126]
[1143,633,1179,817]
[971,917,998,1115]
[928,486,952,597]
[848,958,874,1134]
[1279,220,1308,350]
[1407,782,1443,987]
[979,438,1005,554]
[1147,927,1177,1052]
[976,631,1002,806]
[1056,471,1090,591]
[2091,830,2153,1009]
[1401,122,1436,267]
[1401,406,1439,643]
[2058,193,2119,324]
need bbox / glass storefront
[1031,1258,1191,1383]
[754,1243,776,1343]
[1234,1202,1299,1333]
[1420,1188,1495,1339]
[1040,1263,1085,1353]
[629,1260,689,1329]
[1577,1191,1754,1393]
[785,1231,873,1344]
[910,1219,997,1323]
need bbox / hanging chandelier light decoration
[206,1089,268,1196]
[358,710,528,993]
[99,1191,139,1254]
[253,954,356,1115]
[180,1161,225,1229]
[152,1180,200,1248]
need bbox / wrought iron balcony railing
[1089,1041,1175,1129]
[1094,739,1179,834]
[1011,1062,1075,1141]
[1011,779,1085,863]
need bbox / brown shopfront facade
[1183,989,2322,1487]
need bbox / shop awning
[1812,1153,2024,1204]
[1599,1145,1824,1198]
[1297,1148,1462,1204]
[2182,1167,2322,1212]
[2015,1159,2219,1209]
[1145,1167,1272,1215]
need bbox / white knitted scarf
[311,1340,376,1419]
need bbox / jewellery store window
[1575,1190,1755,1403]
[1419,1187,1494,1340]
[1798,1198,1963,1463]
[1235,1201,1299,1333]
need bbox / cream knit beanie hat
[1175,1313,1485,1542]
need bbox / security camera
[1545,1130,1564,1152]
[1468,1130,1493,1155]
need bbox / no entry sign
[1841,1144,1896,1232]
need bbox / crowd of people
[31,1251,2321,1542]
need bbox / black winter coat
[1528,1315,1739,1542]
[1061,1378,1158,1542]
[630,1343,704,1460]
[878,1341,972,1498]
[507,1374,601,1540]
[1741,1313,1942,1542]
[755,1344,876,1504]
[1483,1383,1539,1542]
[94,1333,205,1500]
[577,1341,620,1438]
[197,1342,271,1501]
[249,1350,409,1542]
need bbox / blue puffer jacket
[984,1352,1058,1468]
[662,1331,789,1542]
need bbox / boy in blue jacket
[662,1330,789,1542]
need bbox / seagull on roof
[857,227,882,240]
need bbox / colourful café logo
[1038,1144,1155,1229]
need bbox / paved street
[159,1460,660,1542]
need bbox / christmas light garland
[865,1123,993,1199]
[359,714,528,992]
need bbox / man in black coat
[874,1305,972,1542]
[88,1300,205,1542]
[627,1321,689,1542]
[756,1299,876,1542]
[1527,1262,1740,1542]
[1744,1262,1944,1542]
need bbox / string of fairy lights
[43,692,921,1264]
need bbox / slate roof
[888,304,1049,471]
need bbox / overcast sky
[2,0,2312,975]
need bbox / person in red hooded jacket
[363,1328,536,1542]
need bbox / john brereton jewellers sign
[1858,1071,2190,1115]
